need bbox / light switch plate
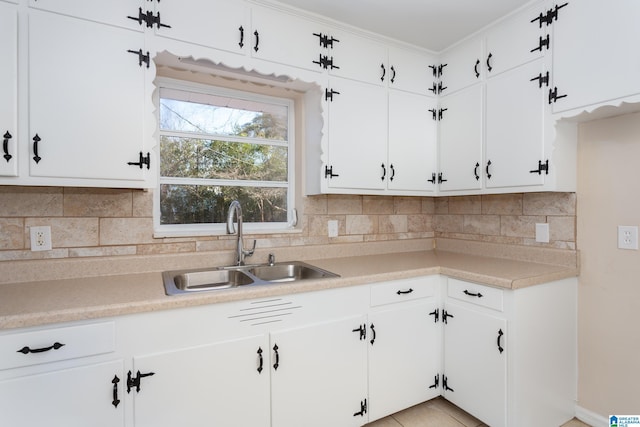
[618,225,638,250]
[535,223,550,243]
[328,220,339,237]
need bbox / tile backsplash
[0,187,576,263]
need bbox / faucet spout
[227,200,256,266]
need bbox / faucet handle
[243,239,257,258]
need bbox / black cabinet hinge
[127,152,151,169]
[352,324,367,341]
[428,82,447,95]
[443,309,454,324]
[313,54,339,70]
[529,159,549,175]
[313,32,339,48]
[531,2,569,28]
[429,308,439,323]
[429,108,447,121]
[530,71,550,88]
[429,63,447,78]
[429,373,440,389]
[428,173,437,184]
[353,399,368,417]
[325,88,340,102]
[548,86,568,104]
[126,370,155,393]
[127,7,171,29]
[127,49,150,68]
[530,34,551,53]
[438,172,447,184]
[443,375,454,392]
[324,165,339,179]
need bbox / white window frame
[153,77,296,237]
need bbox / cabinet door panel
[444,302,506,427]
[0,2,17,177]
[368,301,441,421]
[388,90,436,192]
[28,0,143,31]
[132,335,270,427]
[438,85,483,192]
[439,36,483,95]
[552,0,640,113]
[388,47,436,95]
[326,78,387,191]
[155,0,248,54]
[271,315,368,427]
[28,11,148,182]
[0,360,125,427]
[330,30,387,86]
[485,58,546,188]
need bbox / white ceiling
[273,0,535,52]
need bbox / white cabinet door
[132,335,270,427]
[251,5,325,72]
[439,36,484,95]
[388,90,437,193]
[28,0,144,31]
[438,84,483,192]
[552,0,640,113]
[0,360,125,427]
[28,11,150,184]
[388,47,436,95]
[368,301,441,422]
[485,58,547,189]
[443,302,507,427]
[0,2,17,177]
[326,78,387,191]
[330,29,387,86]
[270,315,368,427]
[485,1,549,77]
[154,0,248,54]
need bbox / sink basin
[248,262,339,283]
[163,261,339,295]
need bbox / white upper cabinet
[438,36,483,96]
[27,10,150,184]
[0,2,17,177]
[552,0,640,114]
[387,47,436,95]
[329,29,387,86]
[485,1,550,77]
[153,0,249,55]
[28,0,144,31]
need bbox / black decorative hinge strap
[443,375,454,392]
[127,370,155,393]
[548,87,568,104]
[353,399,368,417]
[531,34,551,53]
[429,308,439,323]
[324,165,339,178]
[128,152,151,169]
[428,173,436,184]
[438,173,447,184]
[531,2,569,28]
[429,373,440,389]
[3,131,12,162]
[352,324,366,341]
[325,88,340,102]
[127,7,171,29]
[438,108,448,120]
[127,49,150,68]
[312,54,339,70]
[529,159,549,175]
[313,32,339,48]
[530,71,550,88]
[443,309,454,324]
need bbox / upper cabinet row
[1,0,639,191]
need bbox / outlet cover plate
[30,226,52,251]
[618,225,638,250]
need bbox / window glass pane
[160,90,288,141]
[160,136,288,181]
[160,184,288,225]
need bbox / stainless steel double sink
[162,261,339,295]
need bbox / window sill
[154,226,303,239]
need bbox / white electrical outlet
[618,225,638,250]
[30,226,52,251]
[328,220,339,237]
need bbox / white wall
[577,111,640,415]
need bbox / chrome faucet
[226,200,256,266]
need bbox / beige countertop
[0,249,578,331]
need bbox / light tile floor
[363,397,592,427]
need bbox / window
[155,79,295,235]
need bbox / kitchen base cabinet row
[0,275,576,427]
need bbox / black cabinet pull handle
[497,329,504,353]
[486,53,493,72]
[272,344,279,370]
[389,164,395,181]
[486,160,492,179]
[17,342,64,354]
[257,347,264,373]
[32,134,42,164]
[474,59,480,78]
[380,63,386,82]
[369,324,376,345]
[463,289,483,298]
[474,162,480,180]
[112,375,121,408]
[381,163,386,181]
[396,288,413,295]
[238,26,244,48]
[390,65,396,83]
[253,30,260,52]
[3,131,12,162]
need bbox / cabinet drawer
[371,276,438,307]
[447,278,504,312]
[0,322,115,370]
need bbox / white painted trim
[575,405,607,427]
